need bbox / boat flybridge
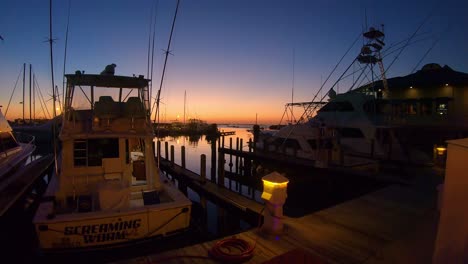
[33,72,191,250]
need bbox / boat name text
[63,218,141,243]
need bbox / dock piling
[181,146,186,169]
[170,145,175,167]
[165,141,169,160]
[211,139,217,182]
[200,154,206,184]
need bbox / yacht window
[319,101,354,112]
[73,138,119,167]
[307,139,333,149]
[0,132,19,151]
[273,138,301,149]
[320,102,337,112]
[338,101,354,111]
[338,128,364,138]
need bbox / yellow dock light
[261,172,289,235]
[436,147,447,156]
[410,86,413,89]
[445,83,449,86]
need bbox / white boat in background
[0,108,36,180]
[33,71,191,251]
[255,26,435,168]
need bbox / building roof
[356,64,468,92]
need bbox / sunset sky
[1,0,467,124]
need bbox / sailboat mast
[183,90,186,124]
[22,63,25,123]
[291,48,295,123]
[29,64,32,124]
[33,73,36,121]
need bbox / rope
[151,207,265,263]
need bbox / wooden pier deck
[119,184,437,263]
[159,158,264,215]
[0,154,54,216]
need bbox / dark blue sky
[1,0,467,123]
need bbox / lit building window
[436,103,448,115]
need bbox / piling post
[181,146,186,169]
[165,141,169,160]
[170,145,175,167]
[235,137,239,190]
[218,150,225,187]
[157,141,161,159]
[229,137,233,189]
[235,137,239,174]
[200,154,206,184]
[211,138,217,182]
[253,124,260,146]
[221,135,225,149]
[248,138,252,152]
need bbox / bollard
[261,172,289,235]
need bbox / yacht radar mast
[358,25,389,95]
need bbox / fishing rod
[149,0,159,108]
[61,0,71,107]
[48,0,59,175]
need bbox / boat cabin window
[272,138,301,150]
[0,132,19,152]
[307,139,333,149]
[319,101,354,112]
[73,138,119,167]
[337,127,364,138]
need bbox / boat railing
[13,132,36,145]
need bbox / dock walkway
[120,184,437,263]
[159,158,264,215]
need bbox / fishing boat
[0,108,36,180]
[255,26,443,167]
[33,71,191,250]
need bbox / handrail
[12,132,36,145]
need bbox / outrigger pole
[153,0,180,169]
[48,0,59,175]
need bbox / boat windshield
[71,87,141,110]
